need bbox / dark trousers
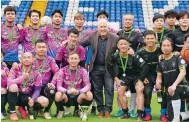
[186,66,189,82]
[90,65,114,113]
[144,75,156,109]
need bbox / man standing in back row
[80,19,119,118]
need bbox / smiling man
[168,11,189,52]
[42,9,68,59]
[156,38,189,122]
[80,19,119,118]
[56,28,86,68]
[117,13,144,52]
[137,30,163,121]
[7,52,49,120]
[32,39,59,119]
[20,10,44,54]
[53,52,92,119]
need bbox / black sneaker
[2,111,7,116]
[137,110,144,122]
[90,106,96,115]
[118,113,130,119]
[28,107,36,119]
[73,110,80,117]
[137,114,143,122]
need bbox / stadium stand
[1,0,189,31]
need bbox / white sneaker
[126,90,131,97]
[29,115,34,120]
[57,111,64,119]
[1,113,5,120]
[171,119,180,122]
[64,107,73,115]
[81,114,88,121]
[44,112,52,120]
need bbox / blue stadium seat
[1,0,189,31]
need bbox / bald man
[117,14,144,52]
[7,52,48,120]
[80,19,119,118]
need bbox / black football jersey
[167,27,189,52]
[156,28,171,48]
[108,51,149,81]
[117,29,144,52]
[137,47,162,76]
[157,54,187,88]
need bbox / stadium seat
[1,0,189,31]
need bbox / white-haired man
[80,19,119,118]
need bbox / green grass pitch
[2,93,161,122]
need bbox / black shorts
[62,93,80,106]
[63,93,92,107]
[120,76,138,88]
[146,74,156,86]
[16,92,32,106]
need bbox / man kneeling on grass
[53,52,93,119]
[7,52,49,121]
[156,38,189,122]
